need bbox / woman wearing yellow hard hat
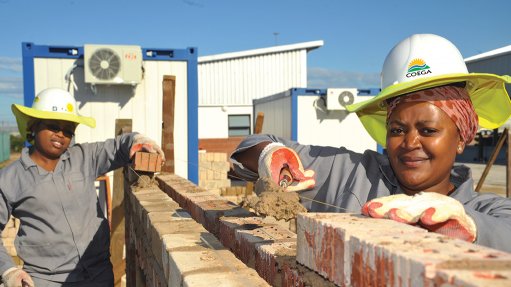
[230,34,511,252]
[0,88,165,286]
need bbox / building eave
[198,40,324,63]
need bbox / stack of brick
[125,177,270,286]
[198,152,231,192]
[297,213,511,287]
[1,216,21,266]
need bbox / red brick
[132,151,162,172]
[256,241,296,286]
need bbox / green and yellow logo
[406,58,432,78]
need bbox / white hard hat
[347,33,511,147]
[12,88,96,140]
[381,34,468,89]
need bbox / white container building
[253,88,380,153]
[21,42,199,182]
[197,41,323,139]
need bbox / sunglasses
[40,122,76,138]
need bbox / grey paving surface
[461,162,508,197]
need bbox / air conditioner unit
[326,88,358,110]
[84,44,143,85]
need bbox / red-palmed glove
[258,143,315,192]
[2,267,34,287]
[130,134,166,162]
[362,192,477,242]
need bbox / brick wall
[125,166,511,286]
[150,174,352,286]
[125,175,270,286]
[297,213,511,287]
[198,152,231,192]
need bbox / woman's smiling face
[32,120,76,159]
[386,101,464,195]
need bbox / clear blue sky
[1,0,511,125]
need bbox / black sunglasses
[40,122,76,138]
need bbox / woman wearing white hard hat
[0,88,165,286]
[230,34,511,252]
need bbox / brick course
[297,213,511,287]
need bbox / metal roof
[464,44,511,63]
[198,40,324,63]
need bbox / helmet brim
[12,104,96,141]
[346,73,511,147]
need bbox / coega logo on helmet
[406,58,432,78]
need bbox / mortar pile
[242,177,307,222]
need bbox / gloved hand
[130,134,166,162]
[362,192,477,242]
[258,143,315,192]
[2,267,34,287]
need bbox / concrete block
[168,249,249,286]
[151,220,205,268]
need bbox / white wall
[254,93,377,153]
[297,96,376,152]
[198,105,253,138]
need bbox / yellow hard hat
[12,88,96,141]
[346,34,511,147]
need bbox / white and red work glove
[258,143,315,192]
[130,134,166,162]
[362,192,477,242]
[2,267,34,287]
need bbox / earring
[457,146,462,152]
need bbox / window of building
[228,114,251,137]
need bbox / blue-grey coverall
[230,134,511,252]
[0,133,137,284]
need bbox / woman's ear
[456,140,465,154]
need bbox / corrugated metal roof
[465,44,511,63]
[198,40,324,63]
[198,40,323,106]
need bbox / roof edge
[198,40,324,63]
[465,44,511,63]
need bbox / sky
[1,0,511,126]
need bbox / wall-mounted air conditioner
[326,88,358,110]
[84,44,143,85]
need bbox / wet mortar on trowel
[241,177,307,232]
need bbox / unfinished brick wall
[125,169,511,287]
[124,175,270,286]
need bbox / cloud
[308,67,380,89]
[0,57,22,73]
[0,77,23,125]
[0,77,23,98]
